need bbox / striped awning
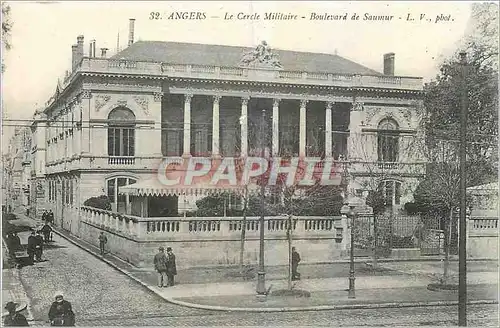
[119,178,259,197]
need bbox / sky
[1,1,474,145]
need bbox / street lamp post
[348,205,356,299]
[256,109,267,297]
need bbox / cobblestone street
[13,233,498,326]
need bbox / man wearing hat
[3,301,29,326]
[165,247,177,287]
[48,292,74,326]
[153,247,168,287]
[27,231,37,264]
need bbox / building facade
[30,24,425,228]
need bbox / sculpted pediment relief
[239,41,283,69]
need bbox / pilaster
[299,99,308,158]
[183,93,193,157]
[272,98,280,156]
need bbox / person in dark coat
[3,301,29,326]
[166,247,177,287]
[98,232,107,256]
[27,231,37,263]
[48,293,74,326]
[10,233,21,251]
[154,247,168,287]
[42,211,47,222]
[47,210,54,224]
[34,232,44,262]
[291,247,301,281]
[41,224,52,243]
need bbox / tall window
[108,107,136,157]
[378,180,402,206]
[377,118,399,162]
[106,177,137,213]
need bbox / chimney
[100,48,108,58]
[76,35,84,64]
[383,53,395,76]
[71,44,78,70]
[128,18,135,47]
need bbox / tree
[412,161,477,284]
[425,3,498,187]
[2,2,12,72]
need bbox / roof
[112,41,382,75]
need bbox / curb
[165,298,498,313]
[51,228,499,313]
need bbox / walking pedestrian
[34,232,44,262]
[98,232,107,256]
[166,247,177,287]
[42,210,47,222]
[291,247,301,281]
[27,231,36,264]
[153,247,168,287]
[48,293,74,327]
[47,210,54,225]
[3,302,29,326]
[41,223,52,243]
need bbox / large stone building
[30,20,425,229]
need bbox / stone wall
[467,217,498,260]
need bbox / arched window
[377,118,399,162]
[108,107,136,157]
[106,176,137,213]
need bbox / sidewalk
[1,268,34,320]
[12,212,500,312]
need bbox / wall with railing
[56,58,423,95]
[77,206,350,268]
[467,216,498,259]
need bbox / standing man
[153,247,168,288]
[42,210,47,222]
[47,210,54,225]
[166,247,177,287]
[3,302,29,326]
[34,232,44,262]
[98,232,107,256]
[291,247,301,281]
[41,223,53,243]
[27,231,37,264]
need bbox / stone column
[325,101,333,158]
[212,95,221,158]
[183,93,193,157]
[240,97,249,157]
[272,98,280,156]
[299,99,308,157]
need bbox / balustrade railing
[470,217,498,230]
[108,156,135,165]
[80,206,348,241]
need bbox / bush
[83,195,112,211]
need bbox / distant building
[29,20,425,228]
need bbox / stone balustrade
[66,58,422,92]
[80,206,348,242]
[469,217,498,236]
